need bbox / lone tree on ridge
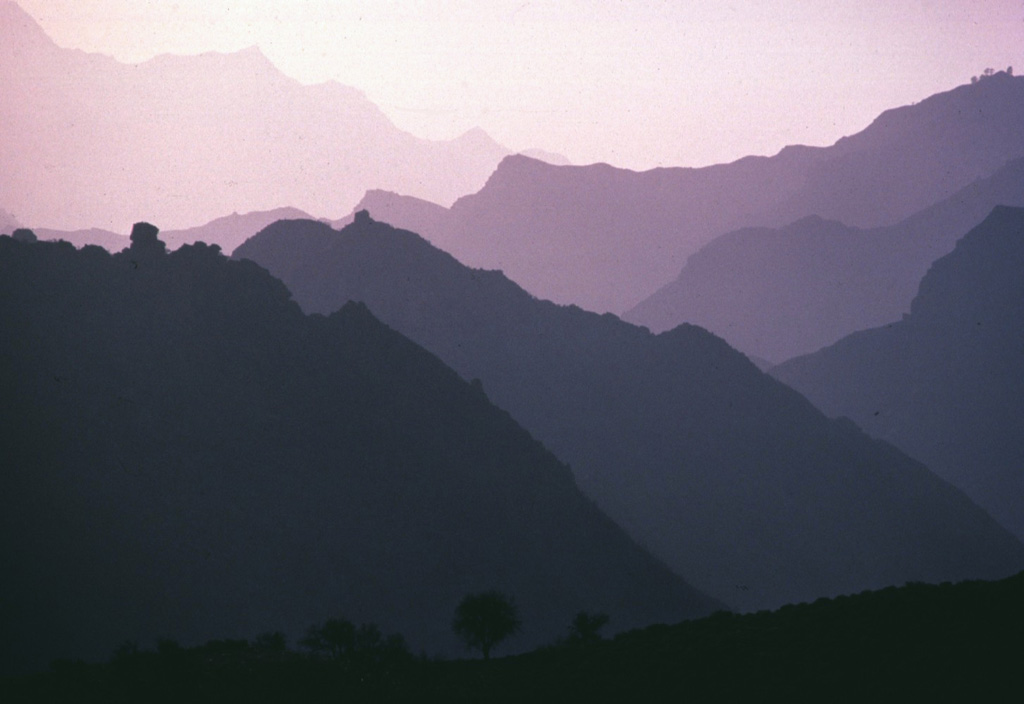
[451,590,521,660]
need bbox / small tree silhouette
[300,618,356,659]
[566,611,609,644]
[300,618,410,665]
[452,591,521,659]
[128,221,166,258]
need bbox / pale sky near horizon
[13,0,1024,170]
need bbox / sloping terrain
[773,206,1024,539]
[235,215,1024,612]
[342,73,1024,314]
[0,1,508,231]
[626,158,1024,361]
[0,228,715,676]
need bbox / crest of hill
[0,2,509,231]
[31,207,315,253]
[625,157,1024,362]
[772,206,1024,539]
[352,73,1024,315]
[234,214,1024,613]
[0,227,716,676]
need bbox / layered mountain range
[625,158,1024,362]
[341,72,1024,314]
[0,228,716,675]
[0,1,512,231]
[234,214,1024,612]
[772,206,1024,540]
[6,0,1024,680]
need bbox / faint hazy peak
[0,1,55,51]
[1,12,512,230]
[454,127,504,147]
[518,148,572,166]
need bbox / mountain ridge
[346,73,1024,314]
[772,205,1024,539]
[625,157,1024,362]
[28,207,316,254]
[234,214,1024,612]
[0,2,510,231]
[0,227,716,675]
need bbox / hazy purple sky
[15,0,1024,170]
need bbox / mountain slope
[0,227,716,676]
[349,72,1024,314]
[0,1,508,231]
[625,158,1024,362]
[234,214,1024,612]
[772,206,1024,539]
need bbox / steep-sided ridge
[235,214,1024,612]
[773,206,1024,539]
[0,227,715,675]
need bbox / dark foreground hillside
[5,571,1022,703]
[0,229,715,676]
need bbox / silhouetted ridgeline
[0,227,716,676]
[3,571,1022,702]
[0,1,509,231]
[626,158,1024,362]
[773,206,1024,540]
[30,207,315,254]
[341,71,1024,314]
[233,214,1024,613]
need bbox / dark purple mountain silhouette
[770,207,1024,540]
[33,207,314,253]
[772,206,1024,540]
[234,214,1024,612]
[349,73,1024,314]
[0,226,716,676]
[626,158,1024,362]
[0,1,509,231]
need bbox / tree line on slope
[3,572,1021,703]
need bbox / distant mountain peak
[517,148,572,166]
[474,153,556,193]
[139,43,283,79]
[0,1,55,51]
[455,127,497,144]
[0,1,35,25]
